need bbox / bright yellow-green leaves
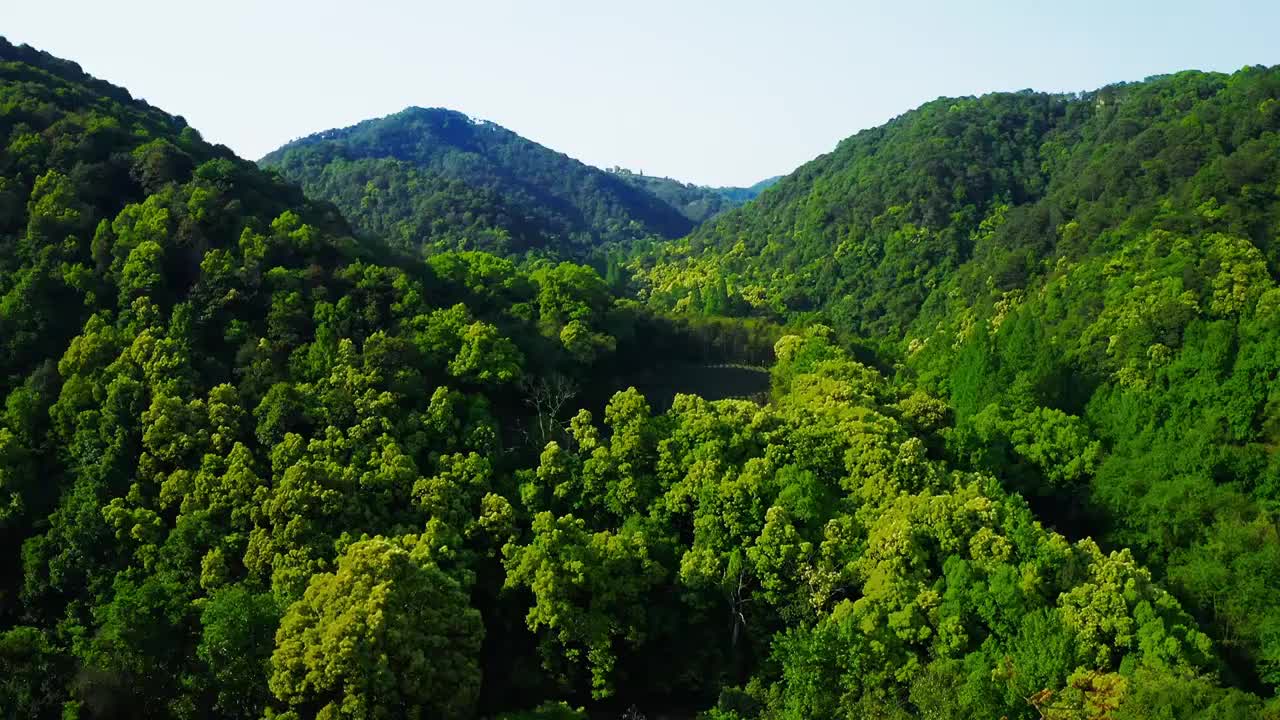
[1058,540,1215,673]
[558,319,616,364]
[7,45,1280,719]
[970,404,1101,488]
[449,320,522,384]
[502,512,664,698]
[267,536,483,720]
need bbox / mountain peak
[260,106,695,256]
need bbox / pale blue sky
[7,1,1279,186]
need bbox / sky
[7,1,1280,187]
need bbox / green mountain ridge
[604,168,781,223]
[260,107,696,258]
[0,35,741,718]
[638,64,1280,696]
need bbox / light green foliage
[1058,540,1215,672]
[2,36,1279,720]
[502,512,665,698]
[267,537,483,720]
[969,404,1100,488]
[558,319,616,364]
[630,61,1280,706]
[449,321,523,384]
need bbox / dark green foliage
[4,35,1280,720]
[641,62,1280,705]
[0,37,693,720]
[261,108,694,258]
[712,176,782,206]
[605,167,780,223]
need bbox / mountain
[712,175,782,205]
[0,36,719,719]
[2,34,1277,720]
[643,70,1280,335]
[637,89,1073,324]
[639,65,1280,692]
[605,168,782,223]
[259,108,694,258]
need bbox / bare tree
[521,373,579,445]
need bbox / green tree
[267,537,483,720]
[502,512,665,698]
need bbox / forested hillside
[712,176,782,206]
[260,108,694,259]
[3,34,1280,720]
[605,168,780,223]
[638,65,1280,699]
[0,36,739,719]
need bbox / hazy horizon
[8,0,1280,186]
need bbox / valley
[1,29,1279,720]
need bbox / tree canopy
[260,108,694,259]
[3,34,1280,720]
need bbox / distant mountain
[260,108,694,257]
[605,169,782,223]
[711,175,782,205]
[0,36,715,718]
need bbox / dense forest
[4,33,1280,720]
[259,108,694,259]
[637,64,1280,703]
[604,168,780,224]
